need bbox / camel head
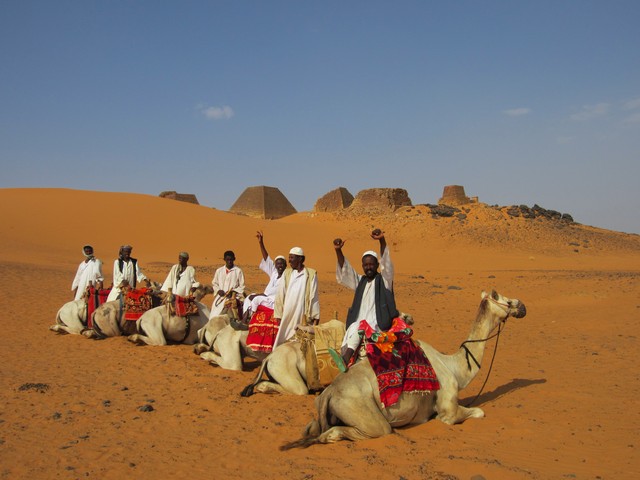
[480,290,527,321]
[192,284,214,302]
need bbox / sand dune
[1,188,638,479]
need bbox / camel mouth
[512,303,527,318]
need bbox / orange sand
[1,188,638,479]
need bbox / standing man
[209,250,245,319]
[272,246,320,347]
[161,252,199,297]
[71,244,104,300]
[106,245,151,302]
[241,231,287,323]
[330,229,399,372]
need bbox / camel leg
[128,316,167,346]
[50,324,74,335]
[317,425,387,443]
[199,328,244,370]
[255,348,308,395]
[435,389,485,424]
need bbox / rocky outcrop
[314,187,354,212]
[229,186,297,219]
[159,191,199,205]
[504,204,574,223]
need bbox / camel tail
[240,354,271,397]
[317,385,333,433]
[279,435,320,451]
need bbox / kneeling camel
[281,290,527,448]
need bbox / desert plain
[0,187,638,480]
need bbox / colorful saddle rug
[246,306,280,353]
[123,288,153,321]
[358,318,440,408]
[173,295,199,317]
[86,287,111,328]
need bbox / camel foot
[240,383,255,397]
[193,343,210,355]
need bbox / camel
[50,297,89,335]
[127,285,214,346]
[82,282,164,339]
[281,290,527,448]
[197,315,412,396]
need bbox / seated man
[237,231,287,330]
[209,250,245,319]
[330,229,399,372]
[71,244,104,300]
[161,251,199,297]
[106,245,151,302]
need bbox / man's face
[224,255,235,269]
[362,255,379,280]
[121,249,131,261]
[288,254,303,270]
[178,256,188,267]
[275,258,287,275]
[83,247,93,257]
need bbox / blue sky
[1,1,639,233]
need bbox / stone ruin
[438,185,477,206]
[159,191,200,205]
[348,188,412,212]
[314,187,354,212]
[229,185,297,220]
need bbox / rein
[461,295,511,408]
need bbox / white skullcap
[289,247,304,256]
[275,255,286,262]
[362,250,378,260]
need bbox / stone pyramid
[229,186,297,219]
[314,187,354,212]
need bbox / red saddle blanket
[123,288,152,321]
[86,287,111,328]
[358,318,440,408]
[174,295,199,317]
[246,306,280,353]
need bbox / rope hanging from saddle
[214,288,240,320]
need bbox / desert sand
[1,187,638,480]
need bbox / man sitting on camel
[234,231,286,330]
[329,229,398,372]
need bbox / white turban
[289,247,304,256]
[275,255,286,262]
[362,250,378,259]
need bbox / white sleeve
[379,248,394,290]
[336,257,360,290]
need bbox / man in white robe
[209,250,245,319]
[106,245,151,302]
[272,247,320,347]
[241,231,287,322]
[161,252,199,297]
[71,245,104,300]
[330,229,398,371]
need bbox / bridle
[460,295,512,407]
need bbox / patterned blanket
[86,287,111,328]
[173,295,199,317]
[358,318,440,408]
[246,306,280,353]
[123,288,153,321]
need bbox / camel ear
[491,289,499,300]
[481,291,488,299]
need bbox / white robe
[209,265,245,318]
[161,265,198,297]
[71,257,104,300]
[336,248,394,349]
[242,256,282,313]
[273,267,320,347]
[106,259,148,302]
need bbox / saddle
[295,320,346,390]
[123,288,154,321]
[169,295,199,317]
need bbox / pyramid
[314,187,354,212]
[229,186,297,219]
[348,188,412,212]
[438,185,474,206]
